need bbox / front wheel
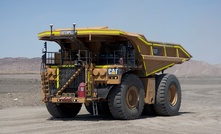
[154,74,181,116]
[108,74,145,120]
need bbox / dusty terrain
[0,74,42,109]
[0,73,221,134]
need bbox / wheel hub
[168,84,178,106]
[126,86,139,109]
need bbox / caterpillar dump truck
[38,24,192,120]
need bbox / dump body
[38,27,191,77]
[38,25,191,119]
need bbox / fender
[97,85,113,99]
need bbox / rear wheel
[46,102,82,118]
[154,74,181,116]
[108,74,145,120]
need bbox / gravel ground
[0,74,221,134]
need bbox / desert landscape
[0,58,221,134]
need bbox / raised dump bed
[38,25,192,120]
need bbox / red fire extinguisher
[78,82,86,98]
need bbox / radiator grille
[59,67,85,93]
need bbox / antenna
[73,23,76,31]
[50,24,53,36]
[73,23,77,37]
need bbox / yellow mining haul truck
[38,24,191,120]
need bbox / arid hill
[216,64,221,69]
[0,57,41,74]
[0,58,220,76]
[166,60,221,76]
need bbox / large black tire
[46,102,82,118]
[154,74,181,116]
[84,101,110,115]
[108,74,145,120]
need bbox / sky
[0,0,221,64]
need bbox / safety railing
[98,49,135,66]
[42,49,91,66]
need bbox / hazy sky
[0,0,221,64]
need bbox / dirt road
[0,75,221,134]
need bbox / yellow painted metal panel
[38,31,60,37]
[176,48,179,58]
[146,63,175,76]
[87,71,91,96]
[174,46,191,58]
[137,45,141,52]
[95,65,110,68]
[77,30,126,35]
[138,37,152,45]
[95,65,124,68]
[56,68,59,88]
[164,46,167,57]
[150,46,154,56]
[38,29,126,38]
[51,65,75,68]
[38,26,192,78]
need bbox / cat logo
[108,68,119,75]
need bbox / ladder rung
[92,101,98,116]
